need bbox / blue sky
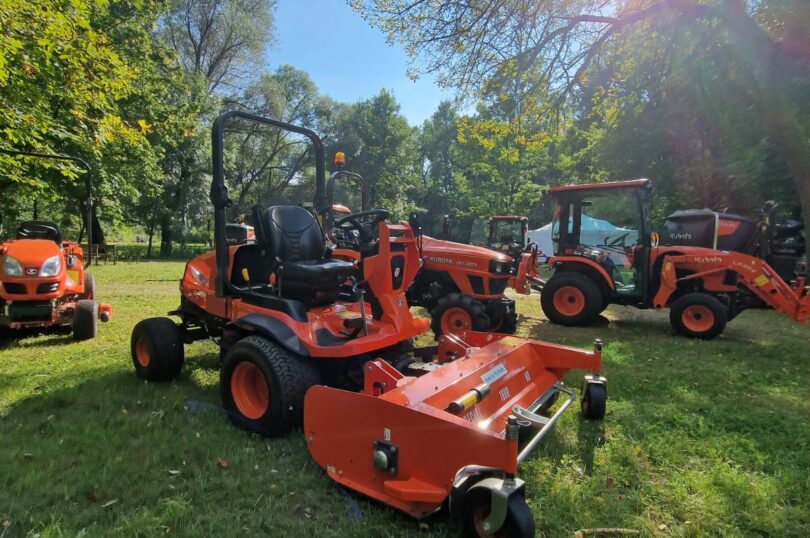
[266,0,454,126]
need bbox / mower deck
[305,331,604,518]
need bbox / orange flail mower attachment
[304,331,603,518]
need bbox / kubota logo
[670,232,692,240]
[25,268,38,276]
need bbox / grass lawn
[1,262,809,537]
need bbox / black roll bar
[211,111,326,297]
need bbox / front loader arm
[653,253,810,322]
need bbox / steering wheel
[335,209,390,249]
[17,222,59,240]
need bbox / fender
[228,313,310,356]
[548,256,616,290]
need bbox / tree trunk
[160,216,173,257]
[91,206,106,250]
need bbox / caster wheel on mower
[669,292,727,339]
[541,272,603,326]
[581,376,607,420]
[462,488,535,538]
[131,317,185,381]
[220,336,320,436]
[430,293,490,337]
[72,299,98,341]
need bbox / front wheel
[669,292,727,339]
[131,317,185,381]
[72,300,98,341]
[430,293,490,337]
[220,336,320,436]
[541,272,604,326]
[462,488,535,538]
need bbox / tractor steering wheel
[335,209,390,250]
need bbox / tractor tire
[430,293,490,337]
[669,293,727,339]
[220,336,320,436]
[541,272,604,326]
[462,488,535,538]
[71,300,98,341]
[489,310,518,335]
[581,382,607,421]
[82,272,95,300]
[131,317,185,381]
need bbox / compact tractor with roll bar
[0,149,111,339]
[540,178,809,338]
[130,111,609,537]
[323,153,538,337]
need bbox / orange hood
[3,239,62,272]
[421,235,512,263]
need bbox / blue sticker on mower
[481,363,507,385]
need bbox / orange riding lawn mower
[322,156,539,337]
[0,149,111,340]
[130,112,609,537]
[539,179,809,338]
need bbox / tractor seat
[16,221,62,244]
[259,205,355,305]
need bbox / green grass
[1,262,809,537]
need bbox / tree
[353,0,810,232]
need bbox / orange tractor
[130,112,608,537]
[540,179,809,338]
[322,156,538,337]
[0,149,111,339]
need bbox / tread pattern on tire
[83,272,95,300]
[221,335,320,436]
[541,271,604,326]
[429,292,490,337]
[72,299,98,341]
[131,317,185,381]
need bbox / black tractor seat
[255,205,355,305]
[16,221,62,244]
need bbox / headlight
[489,260,510,274]
[3,256,23,277]
[39,255,62,277]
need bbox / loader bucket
[304,333,603,520]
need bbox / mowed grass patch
[0,262,807,537]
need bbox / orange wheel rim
[682,304,714,332]
[441,307,472,334]
[135,338,150,367]
[231,361,269,419]
[553,286,585,316]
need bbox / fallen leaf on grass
[217,458,229,469]
[418,522,429,530]
[101,500,118,509]
[22,453,33,460]
[658,524,667,530]
[3,520,11,529]
[87,491,98,502]
[606,477,614,489]
[168,469,181,476]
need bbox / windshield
[491,220,524,247]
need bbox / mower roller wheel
[669,293,727,339]
[462,488,535,538]
[541,272,603,326]
[72,300,98,341]
[580,382,607,421]
[431,293,490,337]
[220,336,320,436]
[131,317,185,381]
[82,272,95,300]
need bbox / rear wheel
[82,272,95,300]
[462,488,535,538]
[488,310,518,335]
[72,300,98,341]
[220,336,320,436]
[430,293,490,337]
[541,272,603,326]
[131,317,185,380]
[669,293,727,339]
